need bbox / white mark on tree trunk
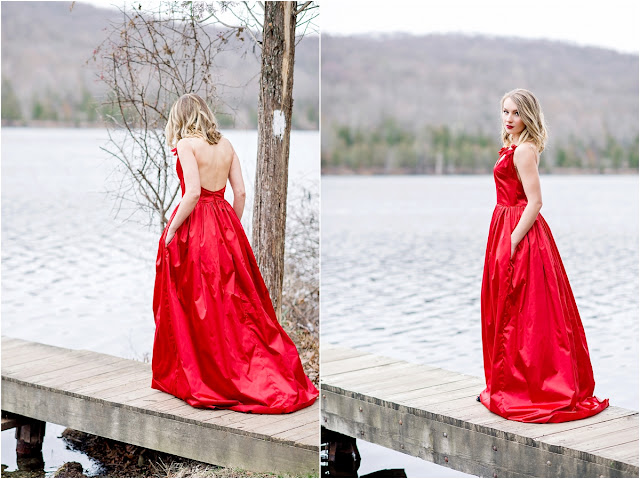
[282,2,292,108]
[272,109,286,140]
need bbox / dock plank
[24,356,129,387]
[539,415,638,448]
[62,364,147,392]
[2,336,318,476]
[72,369,150,396]
[277,423,319,442]
[596,441,639,463]
[321,354,403,377]
[325,361,442,388]
[320,345,369,363]
[321,346,638,478]
[582,432,638,458]
[494,406,637,440]
[355,371,480,400]
[2,350,96,376]
[386,377,485,402]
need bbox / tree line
[322,118,639,174]
[1,75,317,130]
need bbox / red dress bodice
[494,144,528,207]
[172,147,226,201]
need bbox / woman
[478,88,609,423]
[151,93,318,414]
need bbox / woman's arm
[510,144,543,258]
[166,139,201,244]
[227,144,246,220]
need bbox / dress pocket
[164,232,178,254]
[509,239,521,266]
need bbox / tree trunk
[253,1,297,322]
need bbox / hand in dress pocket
[510,236,519,260]
[165,230,177,247]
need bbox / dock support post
[322,427,361,476]
[2,411,46,473]
[15,416,46,457]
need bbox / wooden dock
[321,345,638,478]
[1,336,319,476]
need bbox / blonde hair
[500,88,548,153]
[165,93,222,148]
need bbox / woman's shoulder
[178,135,228,149]
[175,137,196,154]
[176,136,199,148]
[216,136,236,154]
[517,141,538,151]
[514,141,540,164]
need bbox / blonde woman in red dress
[152,93,318,414]
[479,88,609,423]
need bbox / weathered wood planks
[1,336,319,476]
[321,345,639,478]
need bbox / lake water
[1,127,319,476]
[321,174,638,477]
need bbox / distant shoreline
[321,167,639,176]
[0,120,318,132]
[2,119,109,128]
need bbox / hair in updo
[165,93,222,148]
[501,88,549,153]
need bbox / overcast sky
[76,0,638,54]
[321,0,639,54]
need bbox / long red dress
[151,147,318,414]
[479,144,609,423]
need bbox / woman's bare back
[187,137,234,192]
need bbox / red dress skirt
[479,144,608,423]
[151,147,318,414]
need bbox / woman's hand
[510,235,518,259]
[165,229,176,247]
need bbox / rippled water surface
[1,127,318,474]
[321,175,638,407]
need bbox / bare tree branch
[295,1,311,14]
[241,1,263,29]
[92,1,234,231]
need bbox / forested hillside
[322,33,638,173]
[1,1,319,129]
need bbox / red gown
[151,147,318,414]
[479,144,609,423]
